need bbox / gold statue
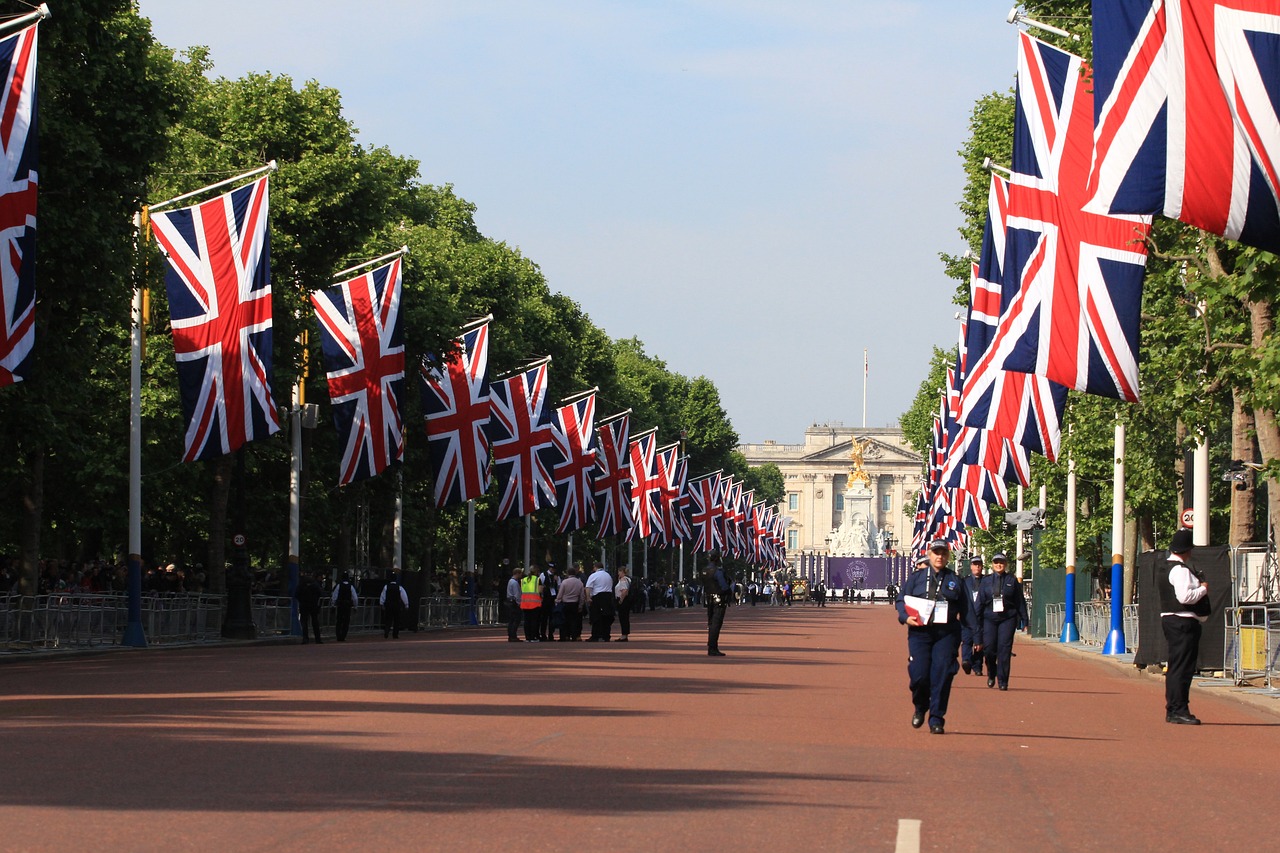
[848,437,871,488]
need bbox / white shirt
[585,569,613,596]
[1163,554,1209,622]
[614,576,631,600]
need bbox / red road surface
[1,603,1276,851]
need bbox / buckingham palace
[738,422,924,559]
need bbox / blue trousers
[982,618,1018,686]
[960,625,983,673]
[907,627,961,727]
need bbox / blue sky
[138,1,1032,443]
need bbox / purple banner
[827,557,909,590]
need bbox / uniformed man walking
[975,553,1028,690]
[895,539,968,734]
[960,556,985,676]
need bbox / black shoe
[1166,713,1201,725]
[998,684,1008,691]
[929,724,945,735]
[962,662,972,674]
[911,710,925,729]
[708,650,726,656]
[987,676,996,688]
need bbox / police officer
[1160,528,1210,724]
[895,539,968,734]
[975,553,1028,690]
[704,552,732,656]
[960,556,985,676]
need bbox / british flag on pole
[685,472,723,554]
[627,429,663,542]
[421,319,491,507]
[151,176,279,461]
[1088,0,1280,253]
[997,33,1153,402]
[487,359,562,520]
[593,413,633,538]
[311,257,404,485]
[551,391,597,534]
[0,22,38,388]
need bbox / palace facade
[738,423,924,558]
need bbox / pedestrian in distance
[895,539,969,734]
[379,572,409,638]
[585,561,616,641]
[614,564,632,642]
[975,553,1028,690]
[556,565,586,641]
[330,571,358,641]
[1160,528,1211,725]
[539,563,559,641]
[506,567,523,642]
[294,570,323,644]
[520,566,543,642]
[704,551,732,656]
[960,557,985,676]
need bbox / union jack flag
[1088,0,1280,253]
[627,429,663,542]
[592,413,633,538]
[487,360,562,520]
[311,257,404,485]
[650,447,690,547]
[420,320,491,507]
[550,392,597,534]
[718,476,741,557]
[151,176,279,461]
[994,34,1152,402]
[737,488,755,561]
[685,472,723,553]
[0,23,37,388]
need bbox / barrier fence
[1226,603,1280,687]
[1070,602,1139,649]
[2,592,500,651]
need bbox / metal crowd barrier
[1071,602,1139,649]
[1044,603,1064,640]
[1226,603,1280,687]
[3,592,504,651]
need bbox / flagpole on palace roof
[0,4,50,39]
[332,245,409,280]
[148,160,278,213]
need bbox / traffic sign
[233,533,246,547]
[1180,508,1194,529]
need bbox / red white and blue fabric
[685,472,723,553]
[662,452,692,545]
[420,321,491,507]
[648,443,683,547]
[737,488,756,561]
[989,34,1152,403]
[311,257,404,485]
[0,23,37,388]
[718,477,740,557]
[1088,0,1280,253]
[592,414,633,538]
[550,393,597,534]
[151,176,279,461]
[487,361,562,520]
[627,429,663,542]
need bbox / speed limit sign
[233,533,246,547]
[1180,508,1194,529]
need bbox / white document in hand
[903,595,935,624]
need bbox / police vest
[520,576,541,610]
[1157,557,1211,617]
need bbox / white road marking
[895,818,921,853]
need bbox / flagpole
[149,161,277,213]
[1193,436,1210,546]
[332,245,409,280]
[0,4,50,39]
[287,348,304,638]
[1015,486,1025,581]
[524,514,532,573]
[862,348,868,429]
[393,468,404,573]
[1103,418,1127,655]
[124,210,147,648]
[1061,443,1080,642]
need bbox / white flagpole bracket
[982,157,1013,178]
[149,160,278,213]
[0,4,51,39]
[1007,6,1078,41]
[332,245,410,280]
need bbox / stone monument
[828,438,879,557]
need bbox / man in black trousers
[1159,529,1210,724]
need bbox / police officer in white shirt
[1159,529,1210,725]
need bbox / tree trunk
[1243,294,1280,545]
[1230,390,1258,546]
[18,446,44,599]
[1137,513,1156,553]
[207,455,233,595]
[1175,419,1188,513]
[1123,515,1138,605]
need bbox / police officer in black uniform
[975,553,1028,690]
[1159,528,1210,724]
[895,539,968,734]
[960,556,985,676]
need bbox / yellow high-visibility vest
[520,575,541,610]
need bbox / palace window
[882,494,892,512]
[835,494,844,512]
[788,493,799,511]
[787,529,798,550]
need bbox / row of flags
[914,2,1280,551]
[420,318,790,568]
